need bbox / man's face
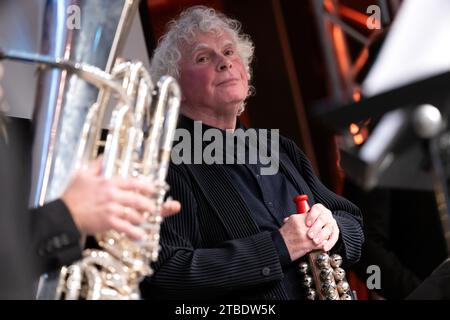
[178,31,249,116]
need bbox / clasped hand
[279,204,339,261]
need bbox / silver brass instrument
[0,0,181,299]
[57,63,180,300]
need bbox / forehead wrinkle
[191,43,210,54]
[222,40,233,47]
[190,38,235,55]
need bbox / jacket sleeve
[29,200,82,275]
[284,138,364,267]
[140,165,285,299]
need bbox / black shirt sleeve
[30,199,82,274]
[271,230,292,270]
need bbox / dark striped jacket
[140,135,364,300]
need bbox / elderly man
[141,6,363,300]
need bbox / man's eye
[224,49,234,56]
[196,56,208,63]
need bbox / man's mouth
[217,78,240,86]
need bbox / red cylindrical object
[293,194,310,214]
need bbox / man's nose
[217,56,232,71]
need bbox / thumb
[161,199,181,218]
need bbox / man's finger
[305,205,321,227]
[323,226,339,251]
[111,176,155,197]
[161,200,181,217]
[314,223,333,245]
[115,189,156,214]
[86,156,103,175]
[120,206,145,225]
[307,214,328,240]
[110,217,146,240]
